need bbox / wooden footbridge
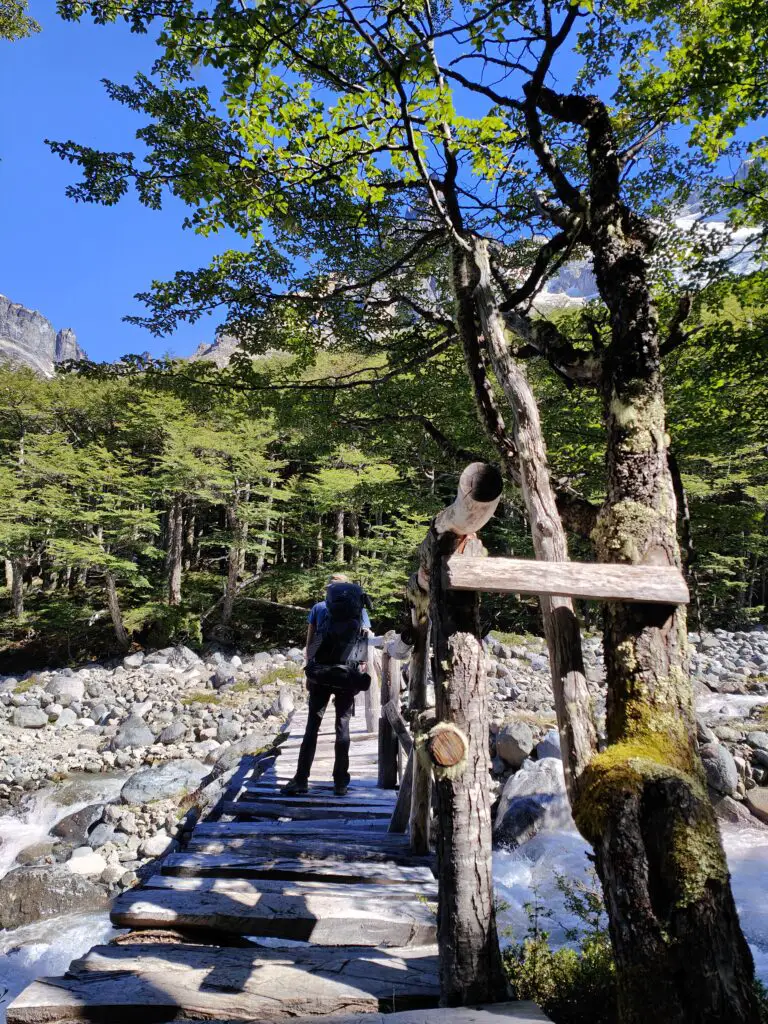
[7,460,688,1024]
[7,710,547,1023]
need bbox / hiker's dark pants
[295,682,355,787]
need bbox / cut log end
[460,462,504,503]
[426,723,468,768]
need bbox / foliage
[0,0,38,40]
[503,872,617,1024]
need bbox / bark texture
[428,528,506,1006]
[105,571,130,651]
[167,495,184,607]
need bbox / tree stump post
[364,640,382,734]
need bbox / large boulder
[700,742,739,797]
[496,720,535,768]
[46,674,85,704]
[494,757,572,847]
[50,803,105,844]
[111,714,155,750]
[66,847,108,877]
[120,758,208,805]
[535,729,561,761]
[159,719,187,745]
[0,866,108,929]
[12,706,49,729]
[747,731,768,754]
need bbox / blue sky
[0,1,231,361]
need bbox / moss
[590,500,665,563]
[574,730,694,843]
[669,814,729,908]
[181,691,221,705]
[608,391,666,454]
[15,674,42,693]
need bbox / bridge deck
[8,706,549,1024]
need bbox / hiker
[282,573,373,796]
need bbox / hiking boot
[334,783,349,797]
[281,777,308,795]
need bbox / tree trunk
[349,511,360,564]
[183,511,196,571]
[221,501,242,627]
[576,168,759,1022]
[335,510,345,563]
[316,517,324,564]
[10,559,24,618]
[255,480,274,576]
[167,495,184,607]
[456,239,597,797]
[427,527,506,1005]
[105,571,130,650]
[4,559,13,590]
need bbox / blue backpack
[307,582,371,692]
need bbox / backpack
[307,582,371,693]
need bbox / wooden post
[378,649,399,789]
[388,748,414,834]
[407,462,507,1005]
[364,640,381,734]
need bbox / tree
[0,0,38,40]
[45,1,767,1013]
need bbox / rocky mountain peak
[0,295,87,377]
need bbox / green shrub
[502,872,616,1024]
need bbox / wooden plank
[185,836,424,864]
[222,801,392,820]
[111,887,437,946]
[194,819,389,837]
[239,789,396,807]
[444,555,690,604]
[162,852,435,885]
[7,943,440,1023]
[143,874,439,901]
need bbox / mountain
[0,295,87,376]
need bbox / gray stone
[111,714,155,750]
[213,664,237,689]
[747,731,768,753]
[120,758,208,805]
[15,841,64,866]
[0,866,106,929]
[217,720,241,743]
[271,687,295,717]
[494,757,572,847]
[12,706,49,729]
[745,787,768,826]
[123,652,145,669]
[700,743,739,797]
[752,749,768,769]
[46,674,85,703]
[51,803,105,844]
[159,720,187,745]
[535,729,561,760]
[87,823,117,849]
[138,830,176,858]
[711,794,758,827]
[53,707,78,729]
[496,720,535,768]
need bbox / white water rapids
[0,775,125,1020]
[0,692,767,1022]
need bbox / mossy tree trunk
[527,88,760,1024]
[167,494,184,607]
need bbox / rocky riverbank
[0,645,305,930]
[484,626,768,841]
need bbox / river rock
[138,830,175,858]
[111,714,155,750]
[159,720,187,744]
[87,823,116,848]
[271,686,295,717]
[535,729,561,760]
[494,757,572,847]
[46,674,85,703]
[711,794,758,827]
[53,707,78,729]
[12,706,49,729]
[120,758,208,805]
[745,788,768,825]
[66,847,108,876]
[123,651,145,669]
[15,840,65,866]
[496,720,535,768]
[747,731,768,753]
[0,866,108,929]
[51,803,105,844]
[700,743,739,796]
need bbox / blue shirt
[308,600,371,630]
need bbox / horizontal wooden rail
[444,556,690,605]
